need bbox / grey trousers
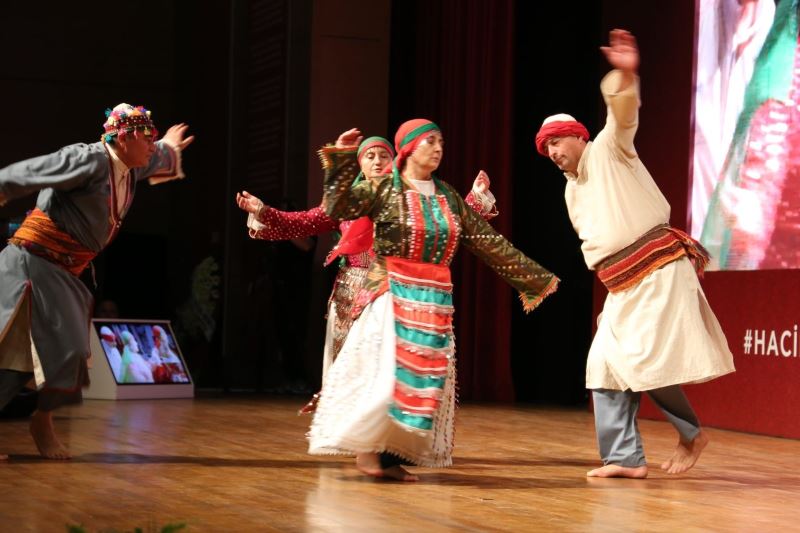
[0,369,81,413]
[592,386,701,467]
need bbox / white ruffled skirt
[308,292,456,467]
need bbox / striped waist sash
[597,224,710,293]
[8,208,97,276]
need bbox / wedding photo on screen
[93,320,191,385]
[691,0,800,270]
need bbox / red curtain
[404,0,517,401]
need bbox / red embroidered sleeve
[465,190,499,220]
[250,205,339,240]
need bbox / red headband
[535,120,589,156]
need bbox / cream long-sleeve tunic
[564,70,734,391]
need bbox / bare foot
[0,453,7,461]
[356,452,384,477]
[356,453,418,481]
[29,410,71,460]
[382,465,419,482]
[587,464,648,478]
[661,430,709,474]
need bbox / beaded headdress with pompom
[101,103,158,143]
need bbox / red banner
[638,269,800,438]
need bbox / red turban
[535,117,590,156]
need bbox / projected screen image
[93,321,191,385]
[691,0,799,270]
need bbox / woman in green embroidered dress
[307,120,559,481]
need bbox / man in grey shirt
[0,103,193,459]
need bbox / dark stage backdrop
[0,1,232,387]
[389,0,800,432]
[388,1,607,404]
[0,0,600,402]
[509,3,601,405]
[16,0,790,419]
[389,0,523,402]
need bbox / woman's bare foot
[587,464,648,478]
[381,465,419,482]
[356,453,418,481]
[356,452,384,477]
[29,410,71,460]
[661,430,709,474]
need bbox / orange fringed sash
[597,224,710,294]
[8,208,97,276]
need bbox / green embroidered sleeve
[452,185,559,312]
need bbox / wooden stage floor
[1,396,799,532]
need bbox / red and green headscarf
[357,136,394,164]
[354,136,394,184]
[325,136,395,266]
[384,118,441,175]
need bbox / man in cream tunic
[536,30,734,478]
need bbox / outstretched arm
[0,144,103,205]
[235,190,338,240]
[457,190,558,312]
[599,29,640,152]
[600,29,639,91]
[162,123,195,152]
[140,124,195,185]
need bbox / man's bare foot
[356,453,418,481]
[587,464,648,478]
[29,410,71,460]
[661,430,709,474]
[0,453,8,461]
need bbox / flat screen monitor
[92,319,191,385]
[86,319,193,400]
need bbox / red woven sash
[597,225,710,293]
[8,208,97,276]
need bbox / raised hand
[472,170,491,194]
[162,123,195,151]
[600,29,639,73]
[335,128,363,150]
[236,190,265,214]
